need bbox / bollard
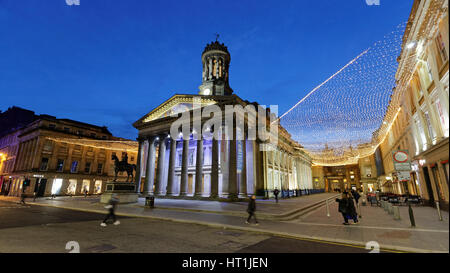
[436,201,443,221]
[393,206,400,220]
[408,203,416,227]
[326,198,330,217]
[388,203,394,214]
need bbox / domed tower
[198,39,233,96]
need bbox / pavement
[0,193,448,253]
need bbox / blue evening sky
[0,0,413,139]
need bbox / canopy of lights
[46,137,138,152]
[280,23,407,166]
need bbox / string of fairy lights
[280,23,408,166]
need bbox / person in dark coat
[351,189,361,205]
[246,195,259,225]
[335,193,350,225]
[101,194,120,226]
[347,193,359,224]
[273,188,280,203]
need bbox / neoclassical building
[0,107,138,197]
[133,41,315,200]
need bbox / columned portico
[133,40,315,202]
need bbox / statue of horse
[112,154,136,182]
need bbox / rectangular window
[70,161,78,173]
[436,32,448,65]
[56,159,64,172]
[84,162,91,173]
[64,127,70,132]
[102,135,107,140]
[97,163,103,174]
[177,152,182,167]
[424,111,435,141]
[40,158,49,171]
[49,124,56,129]
[188,149,195,166]
[435,99,449,137]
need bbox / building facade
[0,109,138,197]
[133,41,316,200]
[377,0,449,210]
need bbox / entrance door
[431,166,445,202]
[188,174,193,195]
[37,179,47,197]
[422,167,434,205]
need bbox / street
[0,201,377,253]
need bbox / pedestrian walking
[20,192,26,205]
[335,193,350,225]
[245,195,259,225]
[273,188,280,203]
[101,194,120,227]
[84,187,88,198]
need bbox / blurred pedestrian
[273,188,280,203]
[245,195,259,225]
[84,187,88,198]
[101,194,120,227]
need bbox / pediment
[134,95,218,127]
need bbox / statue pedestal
[100,182,139,204]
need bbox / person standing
[347,193,359,224]
[245,195,259,225]
[273,188,280,203]
[101,194,120,227]
[335,193,350,225]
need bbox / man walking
[245,195,259,225]
[101,194,120,227]
[273,188,280,203]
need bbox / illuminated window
[435,32,448,65]
[71,161,78,173]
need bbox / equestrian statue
[111,153,136,182]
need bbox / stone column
[194,138,203,197]
[228,125,238,200]
[134,139,144,193]
[155,135,167,195]
[166,138,177,196]
[144,137,157,196]
[210,138,219,198]
[179,137,189,196]
[239,134,247,198]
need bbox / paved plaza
[0,193,447,253]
